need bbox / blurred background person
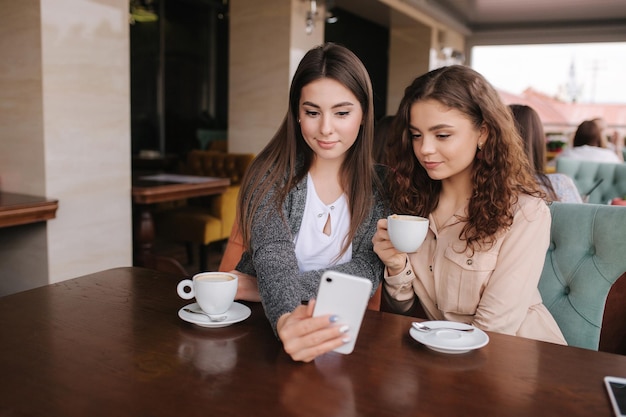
[509,104,582,203]
[591,117,624,162]
[556,120,622,164]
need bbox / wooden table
[131,174,230,270]
[1,267,624,417]
[0,191,58,228]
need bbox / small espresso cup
[387,214,429,253]
[177,272,238,315]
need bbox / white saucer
[409,320,489,354]
[178,302,251,328]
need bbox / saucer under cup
[178,302,251,328]
[177,272,238,315]
[388,214,429,253]
[409,321,489,354]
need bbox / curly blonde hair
[387,65,544,252]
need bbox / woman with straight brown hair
[556,119,622,163]
[232,43,387,362]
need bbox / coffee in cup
[177,272,238,315]
[387,214,429,253]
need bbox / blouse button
[466,259,473,265]
[429,265,433,272]
[317,213,324,218]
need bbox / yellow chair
[155,150,254,271]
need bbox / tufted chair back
[538,202,626,352]
[556,158,626,204]
[182,150,254,186]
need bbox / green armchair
[556,158,626,204]
[538,202,626,354]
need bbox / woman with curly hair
[372,65,565,344]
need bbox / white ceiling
[334,0,626,45]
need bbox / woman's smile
[316,139,339,149]
[421,161,442,170]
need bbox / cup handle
[177,279,195,300]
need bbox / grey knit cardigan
[236,166,389,333]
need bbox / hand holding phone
[605,376,626,417]
[312,271,373,355]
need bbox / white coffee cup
[177,272,238,315]
[387,214,429,253]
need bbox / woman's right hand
[276,300,350,363]
[372,218,407,276]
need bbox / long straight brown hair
[237,43,376,257]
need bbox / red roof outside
[499,88,626,139]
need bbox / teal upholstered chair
[556,158,626,204]
[539,202,626,353]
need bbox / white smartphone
[605,376,626,417]
[312,270,373,355]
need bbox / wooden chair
[600,272,626,354]
[142,253,189,277]
[539,202,626,354]
[155,151,254,271]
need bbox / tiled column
[386,9,432,115]
[228,0,324,154]
[0,0,132,295]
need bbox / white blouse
[294,175,352,272]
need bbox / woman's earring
[297,118,301,123]
[476,143,483,160]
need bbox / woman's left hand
[276,300,350,363]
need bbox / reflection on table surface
[0,266,623,417]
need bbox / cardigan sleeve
[237,180,386,334]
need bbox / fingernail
[342,336,351,344]
[339,325,350,333]
[329,315,339,323]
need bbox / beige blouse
[384,194,566,345]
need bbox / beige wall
[0,0,132,296]
[386,10,432,115]
[228,0,324,154]
[0,0,448,296]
